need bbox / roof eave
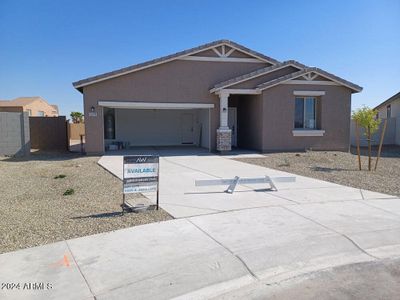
[256,67,363,93]
[373,91,400,110]
[310,67,363,93]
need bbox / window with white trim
[294,97,319,129]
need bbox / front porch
[214,89,263,152]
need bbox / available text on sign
[123,156,159,194]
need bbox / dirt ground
[236,146,400,197]
[0,152,172,254]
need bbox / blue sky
[0,0,399,116]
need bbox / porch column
[216,90,232,152]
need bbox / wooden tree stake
[374,119,387,171]
[355,121,362,170]
[367,126,372,171]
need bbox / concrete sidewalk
[2,148,400,299]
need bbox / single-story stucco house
[72,40,362,154]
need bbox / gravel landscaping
[0,152,172,254]
[236,146,400,197]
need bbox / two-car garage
[99,101,213,151]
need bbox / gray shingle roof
[210,60,307,92]
[72,39,280,91]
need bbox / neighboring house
[351,91,400,147]
[0,97,59,116]
[72,39,362,154]
[375,91,400,120]
[373,91,400,146]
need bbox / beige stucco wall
[0,100,58,116]
[24,100,58,117]
[261,84,352,151]
[82,59,267,153]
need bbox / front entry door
[181,113,194,144]
[228,107,237,147]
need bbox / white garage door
[114,109,210,148]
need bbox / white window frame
[294,96,317,130]
[293,96,325,136]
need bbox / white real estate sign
[123,156,159,194]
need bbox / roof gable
[256,68,362,93]
[178,42,277,64]
[210,60,306,92]
[72,40,279,91]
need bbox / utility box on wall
[0,111,31,157]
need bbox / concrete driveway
[2,147,400,300]
[98,147,395,218]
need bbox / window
[387,105,391,118]
[26,109,32,116]
[37,111,45,116]
[294,97,317,129]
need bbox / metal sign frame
[122,155,159,211]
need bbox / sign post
[122,155,159,211]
